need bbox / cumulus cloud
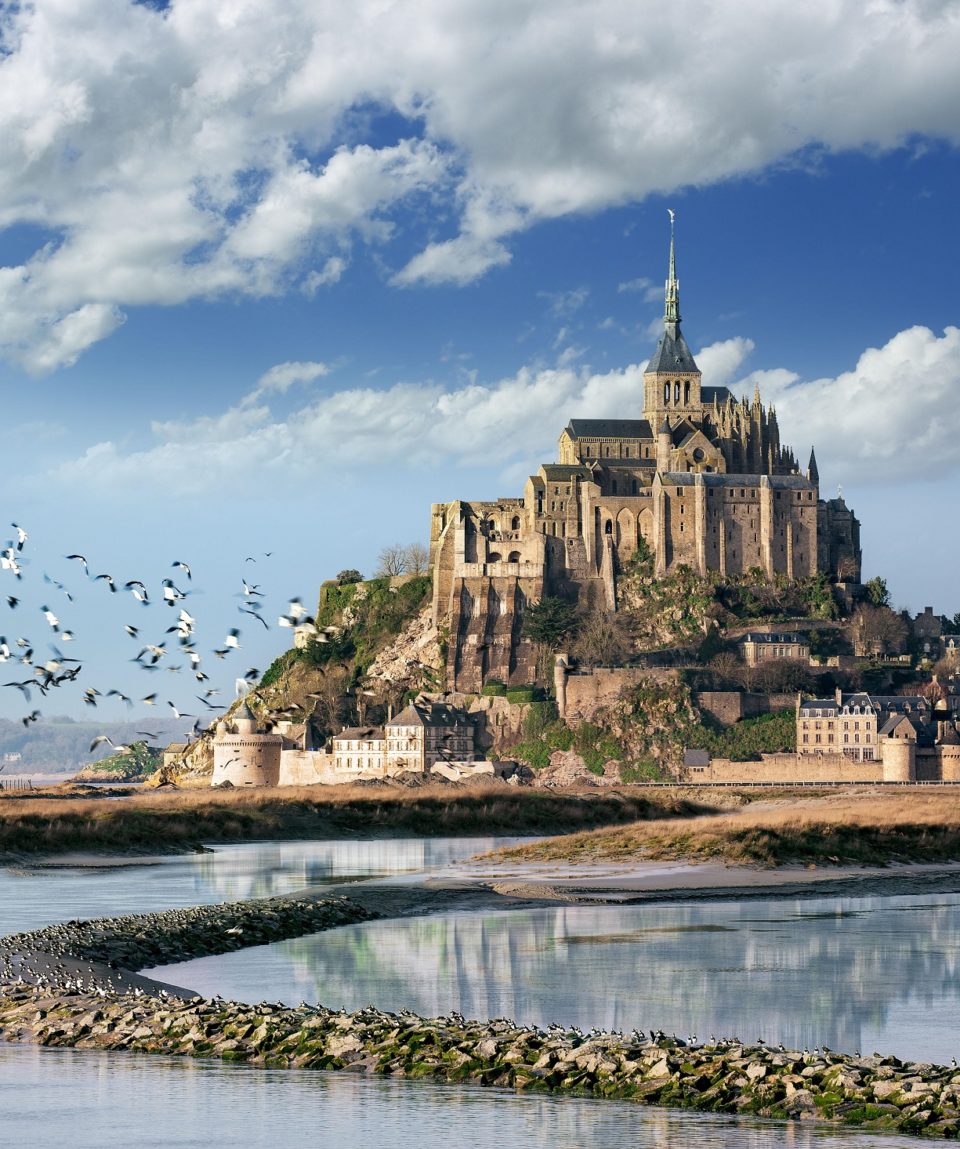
[746,325,960,483]
[1,0,958,368]
[47,325,960,504]
[240,361,330,407]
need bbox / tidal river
[1,838,955,1148]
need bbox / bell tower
[643,210,702,426]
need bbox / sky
[0,0,959,726]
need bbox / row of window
[802,732,872,744]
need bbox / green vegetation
[693,711,796,761]
[76,741,162,782]
[521,596,577,647]
[864,575,891,608]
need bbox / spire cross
[664,209,680,329]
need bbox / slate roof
[646,329,699,374]
[663,473,815,489]
[386,701,468,728]
[736,632,808,645]
[566,419,653,440]
[702,385,735,405]
[540,464,591,480]
[335,726,385,741]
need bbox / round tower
[880,735,915,784]
[211,702,282,787]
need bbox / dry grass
[0,783,713,859]
[489,790,960,867]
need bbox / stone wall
[561,666,678,720]
[687,752,884,784]
[278,749,338,787]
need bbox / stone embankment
[3,894,960,1138]
[1,986,959,1138]
[1,895,376,985]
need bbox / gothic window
[508,551,520,562]
[664,382,670,405]
[684,381,690,404]
[674,381,681,404]
[511,515,520,531]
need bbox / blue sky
[0,0,959,725]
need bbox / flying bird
[94,573,118,593]
[22,710,40,727]
[171,560,192,580]
[11,523,27,551]
[66,554,89,575]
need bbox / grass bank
[487,792,960,868]
[0,783,716,859]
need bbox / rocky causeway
[4,866,960,1138]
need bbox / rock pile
[1,987,958,1138]
[1,895,375,975]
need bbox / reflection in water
[0,837,519,934]
[0,1043,938,1149]
[160,894,960,1066]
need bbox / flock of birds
[1,521,317,757]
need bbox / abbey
[430,224,862,692]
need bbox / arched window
[664,382,670,405]
[604,520,613,535]
[510,515,520,531]
[684,381,690,404]
[507,551,521,563]
[674,381,681,404]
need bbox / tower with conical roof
[643,210,702,424]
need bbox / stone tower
[211,701,282,787]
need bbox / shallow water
[0,1043,939,1149]
[5,839,959,1145]
[156,892,960,1065]
[0,837,518,934]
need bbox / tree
[864,576,891,608]
[336,569,362,585]
[403,542,430,575]
[375,543,408,577]
[852,603,908,657]
[521,597,578,648]
[570,606,632,668]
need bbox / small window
[604,520,613,535]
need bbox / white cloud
[47,325,960,505]
[2,0,958,366]
[240,360,330,407]
[747,325,960,483]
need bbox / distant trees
[374,542,430,577]
[335,569,363,585]
[852,603,909,657]
[521,597,578,649]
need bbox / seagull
[106,689,133,706]
[161,579,186,606]
[240,608,268,629]
[124,580,149,604]
[171,560,192,580]
[43,573,73,601]
[94,573,118,593]
[167,701,193,719]
[241,580,263,597]
[141,693,157,706]
[89,734,118,753]
[124,624,139,639]
[40,606,61,631]
[224,628,240,649]
[6,596,18,608]
[11,523,27,551]
[66,554,90,575]
[22,709,40,727]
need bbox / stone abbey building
[430,224,862,692]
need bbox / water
[154,893,960,1066]
[0,1044,934,1149]
[4,839,959,1145]
[0,837,518,934]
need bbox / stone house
[735,632,810,668]
[796,690,930,763]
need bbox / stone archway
[616,507,636,565]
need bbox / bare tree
[852,604,909,657]
[375,543,408,577]
[403,542,430,575]
[570,606,632,668]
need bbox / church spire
[807,446,819,483]
[664,208,680,334]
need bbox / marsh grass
[0,784,710,858]
[489,792,960,867]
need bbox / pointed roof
[645,211,700,375]
[235,701,256,723]
[807,447,819,483]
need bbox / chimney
[835,686,843,707]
